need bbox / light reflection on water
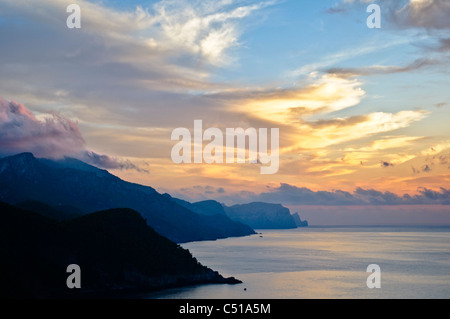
[144,226,450,299]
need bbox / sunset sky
[0,0,449,223]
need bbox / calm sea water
[145,226,450,299]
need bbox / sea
[144,226,450,299]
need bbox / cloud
[411,149,450,175]
[326,58,439,77]
[326,0,450,76]
[81,150,147,172]
[325,7,346,14]
[211,73,366,124]
[0,0,274,130]
[250,183,450,205]
[330,0,450,30]
[393,0,450,30]
[437,37,450,52]
[417,186,450,201]
[381,161,394,168]
[347,136,424,152]
[0,98,143,171]
[297,110,429,149]
[290,39,412,78]
[151,0,276,66]
[1,0,271,68]
[201,72,428,160]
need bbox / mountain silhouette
[170,197,227,216]
[0,201,240,298]
[0,153,255,243]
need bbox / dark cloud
[329,0,450,30]
[306,115,369,129]
[326,58,438,77]
[325,7,346,14]
[435,37,450,52]
[250,183,450,206]
[392,0,450,30]
[254,183,360,205]
[412,153,449,174]
[438,155,449,164]
[174,183,450,207]
[381,161,394,168]
[417,187,450,204]
[0,98,143,172]
[82,150,147,173]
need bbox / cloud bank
[329,0,450,30]
[253,183,450,205]
[172,182,450,206]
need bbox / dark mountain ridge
[0,153,255,243]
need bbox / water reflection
[143,227,450,299]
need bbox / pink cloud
[0,98,142,171]
[0,98,85,158]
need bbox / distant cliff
[224,202,298,229]
[0,201,240,298]
[292,212,308,227]
[172,198,309,229]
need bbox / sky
[0,0,449,224]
